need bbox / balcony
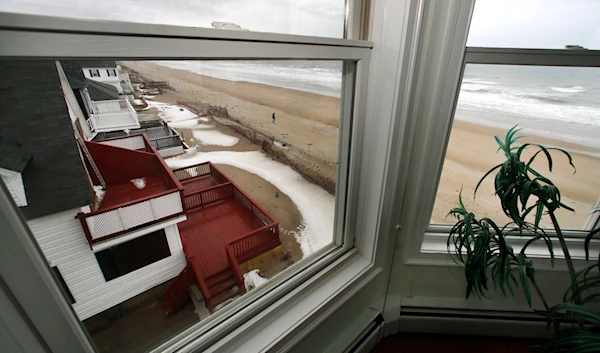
[163,162,281,313]
[87,99,140,133]
[77,134,185,245]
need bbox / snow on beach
[166,150,334,257]
[192,130,239,147]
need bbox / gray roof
[87,79,120,101]
[60,61,87,89]
[77,60,117,68]
[0,61,93,219]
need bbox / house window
[95,229,171,281]
[89,69,100,77]
[106,68,117,76]
[51,266,75,304]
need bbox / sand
[433,116,600,230]
[123,60,599,232]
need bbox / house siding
[27,208,186,321]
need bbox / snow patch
[199,117,210,123]
[146,101,198,122]
[166,150,334,257]
[93,185,105,204]
[130,177,147,189]
[244,270,268,291]
[192,130,239,147]
[274,141,288,149]
[169,119,199,128]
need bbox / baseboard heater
[397,306,553,338]
[344,314,385,353]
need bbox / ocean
[155,61,599,149]
[457,64,600,149]
[155,60,343,98]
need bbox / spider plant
[447,125,600,352]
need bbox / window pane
[1,58,344,352]
[0,0,345,38]
[468,0,600,50]
[432,64,600,230]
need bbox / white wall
[82,67,123,94]
[27,208,186,320]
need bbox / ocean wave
[550,86,586,93]
[461,83,489,91]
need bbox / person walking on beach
[272,112,276,123]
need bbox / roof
[0,61,93,220]
[0,155,31,173]
[60,61,87,89]
[87,79,119,101]
[77,60,117,69]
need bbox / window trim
[0,10,397,353]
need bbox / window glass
[431,64,600,230]
[0,0,346,38]
[468,0,600,50]
[1,58,343,352]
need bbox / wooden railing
[229,224,280,264]
[163,263,196,315]
[183,183,233,212]
[226,244,246,292]
[173,162,211,181]
[150,135,181,150]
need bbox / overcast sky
[1,0,599,48]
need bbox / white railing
[97,135,146,150]
[87,99,140,133]
[91,99,129,114]
[83,191,183,241]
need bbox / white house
[1,61,187,321]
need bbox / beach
[123,61,600,232]
[434,111,600,230]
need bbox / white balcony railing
[81,190,184,241]
[87,99,140,133]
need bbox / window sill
[170,249,380,353]
[407,231,600,270]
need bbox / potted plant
[447,126,600,352]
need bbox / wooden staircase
[204,268,244,311]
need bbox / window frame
[0,8,403,353]
[394,0,600,267]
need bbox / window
[89,69,100,77]
[421,1,600,258]
[51,266,76,304]
[432,64,600,230]
[107,68,117,77]
[0,7,373,353]
[95,230,171,281]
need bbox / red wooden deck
[164,162,281,313]
[179,199,260,277]
[100,173,171,209]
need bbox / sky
[468,0,600,49]
[0,0,345,38]
[1,0,599,48]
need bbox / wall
[82,67,123,93]
[85,141,162,184]
[27,208,186,320]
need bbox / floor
[372,333,542,353]
[100,173,171,209]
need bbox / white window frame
[393,0,600,268]
[0,1,423,350]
